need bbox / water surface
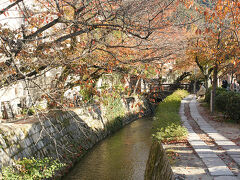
[64,117,153,180]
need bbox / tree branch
[195,55,205,75]
[0,0,23,15]
[25,17,61,40]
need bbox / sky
[0,0,34,30]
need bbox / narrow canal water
[64,117,153,180]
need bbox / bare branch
[0,0,23,15]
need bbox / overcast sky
[0,0,34,30]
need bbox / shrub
[2,157,65,180]
[225,93,240,123]
[205,87,240,123]
[205,87,227,103]
[79,84,93,102]
[153,89,189,142]
[102,91,126,133]
[215,91,234,111]
[106,116,123,133]
[153,124,188,142]
[103,93,125,121]
[22,107,36,116]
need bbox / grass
[152,89,189,142]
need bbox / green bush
[153,89,189,142]
[2,157,65,180]
[102,91,126,133]
[22,107,36,116]
[205,87,227,103]
[205,87,240,123]
[106,116,123,133]
[153,124,188,142]
[79,84,92,102]
[225,93,240,123]
[215,91,234,111]
[103,93,125,121]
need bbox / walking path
[180,95,240,180]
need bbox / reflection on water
[64,118,153,180]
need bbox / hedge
[205,87,240,123]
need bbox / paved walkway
[180,95,240,180]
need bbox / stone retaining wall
[144,141,175,180]
[0,95,152,177]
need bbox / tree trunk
[204,75,209,90]
[195,56,210,90]
[211,63,218,113]
[133,77,141,94]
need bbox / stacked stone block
[0,96,152,174]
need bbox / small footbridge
[142,79,190,104]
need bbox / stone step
[189,96,240,167]
[202,158,233,176]
[180,97,235,177]
[214,176,239,180]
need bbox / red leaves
[2,9,9,16]
[204,28,210,34]
[163,139,188,144]
[212,13,215,18]
[204,10,208,16]
[195,29,202,35]
[69,103,74,107]
[40,18,44,24]
[57,12,61,17]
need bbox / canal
[64,117,153,180]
